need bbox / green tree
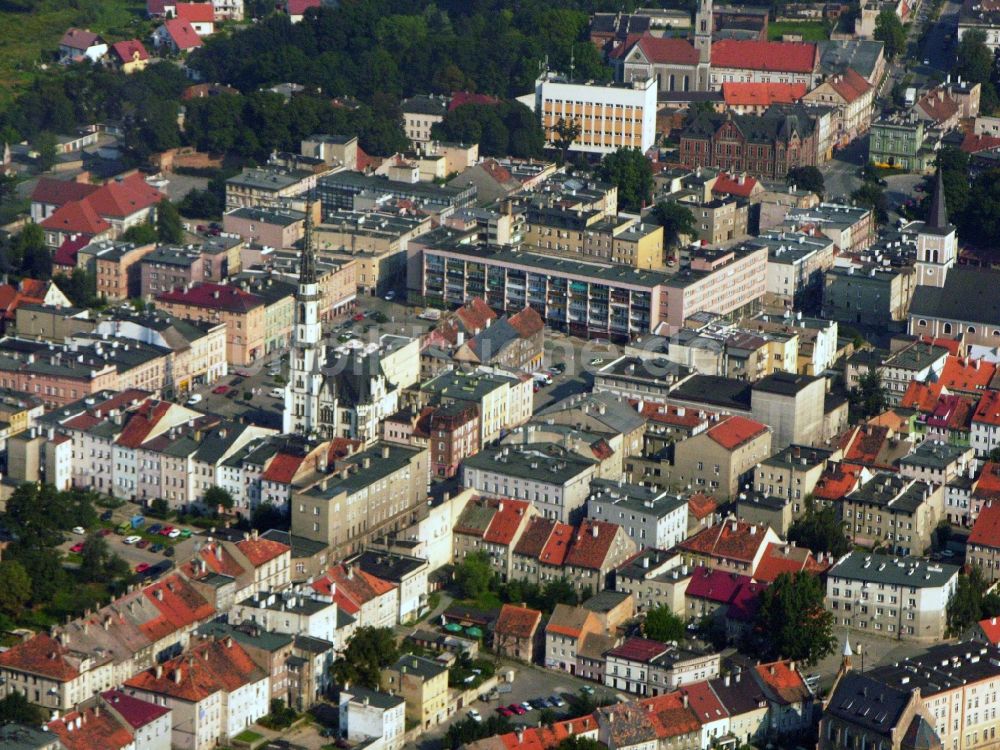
[157,200,185,244]
[179,187,224,220]
[250,501,287,531]
[788,505,851,557]
[454,551,493,600]
[652,201,696,248]
[933,147,971,219]
[78,533,129,584]
[749,572,835,666]
[947,566,994,635]
[642,605,685,643]
[31,131,58,172]
[989,447,1000,463]
[553,116,581,165]
[0,690,47,726]
[852,182,889,224]
[852,367,888,418]
[597,148,654,212]
[54,268,98,308]
[787,166,825,198]
[203,485,235,510]
[0,172,17,213]
[122,222,159,245]
[541,578,579,611]
[0,560,31,619]
[445,715,513,750]
[874,10,906,60]
[959,169,1000,247]
[12,222,51,279]
[954,30,995,88]
[149,498,171,519]
[330,626,399,689]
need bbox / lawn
[0,0,150,106]
[767,21,830,41]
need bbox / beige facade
[841,474,944,556]
[77,240,157,301]
[664,420,773,499]
[155,285,266,366]
[381,655,448,729]
[677,195,749,245]
[524,206,665,269]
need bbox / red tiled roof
[116,400,171,449]
[48,707,133,750]
[969,499,1000,549]
[87,173,164,218]
[977,615,1000,645]
[101,689,171,728]
[927,394,976,433]
[564,520,620,570]
[607,637,667,663]
[261,452,303,484]
[125,637,263,702]
[841,424,892,468]
[454,296,497,333]
[825,68,872,103]
[677,519,771,564]
[449,91,501,111]
[753,542,829,583]
[41,199,112,235]
[620,34,700,65]
[31,176,99,207]
[508,305,544,338]
[60,28,102,50]
[163,18,203,49]
[706,416,768,450]
[236,536,290,566]
[712,171,761,198]
[286,0,320,15]
[900,380,944,412]
[916,88,959,124]
[974,390,1000,427]
[142,574,215,640]
[495,603,542,639]
[496,716,598,750]
[961,132,1000,154]
[812,464,859,501]
[642,691,702,739]
[939,356,996,393]
[157,282,263,312]
[688,492,717,520]
[147,0,169,15]
[727,579,766,621]
[111,39,149,64]
[192,542,246,578]
[0,632,81,681]
[633,400,710,429]
[681,680,729,723]
[479,159,516,186]
[685,565,748,603]
[482,499,531,545]
[755,660,810,704]
[54,234,90,268]
[176,2,214,23]
[975,461,1000,496]
[917,335,962,354]
[712,39,817,74]
[538,522,574,566]
[514,517,557,558]
[722,82,806,107]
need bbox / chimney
[382,445,390,459]
[363,457,371,470]
[591,524,599,538]
[155,664,163,679]
[173,668,182,684]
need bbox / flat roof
[829,551,959,588]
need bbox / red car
[352,313,365,322]
[508,704,526,716]
[160,525,175,536]
[69,542,85,553]
[135,563,150,574]
[496,707,513,718]
[136,539,149,549]
[212,385,230,395]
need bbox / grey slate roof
[824,672,912,738]
[909,267,1000,327]
[828,551,959,588]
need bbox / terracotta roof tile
[87,173,164,218]
[495,603,542,639]
[538,522,574,566]
[812,464,859,501]
[974,390,1000,427]
[162,18,203,49]
[712,39,817,74]
[41,199,112,235]
[157,282,263,313]
[176,2,214,23]
[706,416,768,450]
[685,565,747,603]
[606,637,667,663]
[825,68,872,103]
[722,82,806,107]
[754,660,810,704]
[563,520,622,570]
[48,707,133,750]
[977,615,1000,645]
[54,234,90,268]
[900,380,944,412]
[508,305,544,338]
[514,517,558,558]
[939,356,996,393]
[235,536,290,566]
[483,499,532,545]
[753,542,829,583]
[624,34,700,65]
[60,28,102,50]
[111,39,149,63]
[115,400,171,449]
[633,399,710,428]
[969,499,1000,549]
[680,680,729,723]
[125,637,264,702]
[677,519,770,564]
[0,632,80,681]
[711,171,762,198]
[975,461,1000,496]
[916,88,959,124]
[961,132,1000,154]
[687,493,718,520]
[641,692,702,739]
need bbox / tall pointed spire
[927,167,949,230]
[301,200,317,286]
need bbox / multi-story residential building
[381,655,448,730]
[968,499,1000,582]
[428,401,480,479]
[801,68,875,147]
[312,563,399,630]
[679,108,820,180]
[313,211,433,295]
[230,588,339,648]
[339,687,406,750]
[462,443,598,523]
[958,0,1000,52]
[822,264,916,329]
[224,206,307,249]
[291,443,429,558]
[825,551,959,641]
[534,72,658,155]
[523,205,665,269]
[420,368,531,445]
[155,282,265,366]
[493,603,544,663]
[544,603,604,675]
[605,638,721,696]
[868,115,930,172]
[841,472,944,555]
[225,166,321,210]
[672,193,749,246]
[614,549,689,614]
[897,440,974,486]
[75,239,157,301]
[709,39,819,89]
[782,203,875,255]
[140,246,206,298]
[759,232,836,310]
[676,518,780,575]
[587,479,689,551]
[750,371,826,450]
[756,444,836,518]
[451,306,545,373]
[400,94,450,149]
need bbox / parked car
[100,510,113,522]
[467,709,482,722]
[530,699,548,710]
[497,707,513,718]
[164,547,175,557]
[186,393,202,405]
[167,528,181,539]
[136,540,149,549]
[72,526,85,535]
[212,385,230,395]
[69,542,84,553]
[148,524,163,536]
[520,701,532,713]
[549,695,566,707]
[150,543,164,553]
[179,528,192,539]
[98,528,112,537]
[270,387,284,398]
[123,535,142,545]
[160,526,175,536]
[508,704,526,716]
[135,563,150,573]
[384,290,395,300]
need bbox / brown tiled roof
[508,305,544,338]
[677,519,769,564]
[545,603,597,639]
[48,707,133,750]
[482,499,531,545]
[235,536,290,566]
[125,637,264,701]
[825,67,872,103]
[513,517,557,558]
[706,415,768,450]
[0,633,80,681]
[495,603,542,639]
[564,520,622,570]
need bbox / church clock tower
[283,203,327,437]
[694,0,713,90]
[914,168,956,290]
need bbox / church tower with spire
[915,168,957,290]
[694,0,713,89]
[283,202,327,437]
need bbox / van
[270,387,284,399]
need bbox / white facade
[223,675,270,741]
[231,591,338,644]
[535,73,658,155]
[339,689,406,750]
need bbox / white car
[384,291,395,300]
[167,528,181,539]
[270,387,284,399]
[123,535,142,545]
[72,526,85,535]
[186,393,202,405]
[467,709,482,722]
[589,358,605,366]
